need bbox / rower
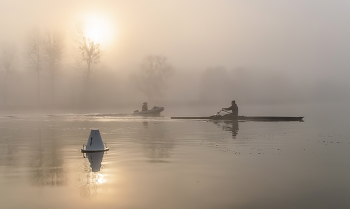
[222,100,238,116]
[142,102,148,111]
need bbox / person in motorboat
[222,100,238,116]
[142,102,148,111]
[133,103,164,116]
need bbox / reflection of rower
[222,120,239,139]
[214,120,239,139]
[230,120,239,139]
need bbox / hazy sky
[1,0,350,109]
[1,0,349,71]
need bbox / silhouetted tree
[75,24,102,83]
[27,29,43,105]
[43,31,64,103]
[0,43,16,105]
[74,24,102,104]
[136,55,172,101]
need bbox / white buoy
[81,129,109,152]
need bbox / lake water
[0,112,350,209]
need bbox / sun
[82,13,115,46]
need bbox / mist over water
[1,1,350,208]
[1,0,350,115]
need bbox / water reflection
[213,120,239,139]
[80,151,106,198]
[143,121,148,128]
[139,121,173,163]
[84,151,105,172]
[1,138,19,177]
[30,127,66,186]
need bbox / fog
[1,0,350,115]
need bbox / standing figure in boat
[222,100,239,116]
[142,102,148,111]
[133,103,164,116]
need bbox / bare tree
[43,31,64,103]
[136,55,172,101]
[27,29,43,105]
[74,24,102,104]
[75,24,102,82]
[0,43,16,105]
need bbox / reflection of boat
[86,152,104,172]
[171,115,304,122]
[133,106,164,116]
[213,120,239,139]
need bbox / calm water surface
[0,114,350,209]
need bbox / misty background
[0,0,349,116]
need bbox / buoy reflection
[86,151,104,172]
[80,151,107,198]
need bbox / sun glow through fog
[83,14,115,45]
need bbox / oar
[212,110,223,120]
[211,109,231,120]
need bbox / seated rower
[222,100,238,116]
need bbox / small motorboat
[133,106,164,116]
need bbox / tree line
[0,26,172,109]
